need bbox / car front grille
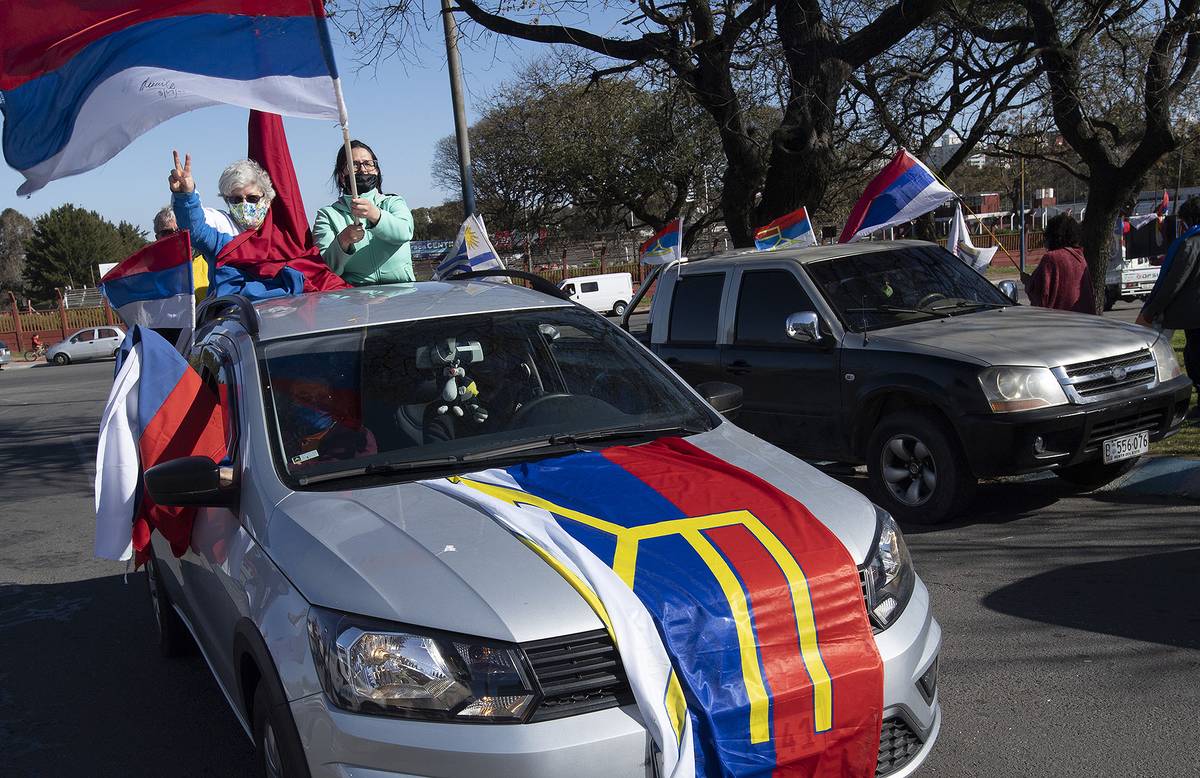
[1085,409,1167,449]
[876,716,924,776]
[523,629,634,722]
[1057,349,1156,403]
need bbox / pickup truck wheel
[612,300,628,317]
[145,554,193,658]
[1054,457,1139,489]
[252,680,310,778]
[867,410,975,525]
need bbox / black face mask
[350,172,379,194]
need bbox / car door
[98,327,122,357]
[654,270,730,387]
[75,328,102,360]
[721,267,841,456]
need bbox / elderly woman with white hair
[169,150,275,265]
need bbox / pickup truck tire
[867,409,975,525]
[1053,457,1140,489]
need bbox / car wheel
[867,409,976,525]
[1054,457,1140,489]
[612,300,628,317]
[252,680,311,778]
[1103,287,1118,311]
[145,554,193,657]
[112,347,121,358]
[53,353,69,366]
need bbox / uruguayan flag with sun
[434,214,507,280]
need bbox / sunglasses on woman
[225,194,264,204]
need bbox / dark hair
[1179,197,1200,225]
[1043,213,1082,251]
[334,140,382,194]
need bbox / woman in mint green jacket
[313,141,415,285]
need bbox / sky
[0,10,614,234]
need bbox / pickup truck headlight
[1150,335,1183,382]
[978,366,1068,412]
[861,508,915,630]
[308,607,536,721]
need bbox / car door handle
[726,360,752,376]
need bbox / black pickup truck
[626,240,1192,523]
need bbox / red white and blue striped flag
[99,231,195,330]
[755,206,818,250]
[0,1,340,195]
[839,150,954,243]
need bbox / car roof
[249,280,572,342]
[680,239,938,273]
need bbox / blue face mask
[229,200,269,231]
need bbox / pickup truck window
[735,270,818,345]
[669,273,724,343]
[807,246,1010,332]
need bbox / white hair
[153,205,176,233]
[218,159,276,202]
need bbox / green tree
[411,201,465,241]
[22,205,147,303]
[0,208,34,297]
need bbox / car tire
[1103,287,1118,311]
[1053,457,1140,489]
[53,353,69,366]
[866,409,976,525]
[252,680,311,778]
[145,554,194,658]
[112,347,121,358]
[612,300,628,317]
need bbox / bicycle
[23,343,47,361]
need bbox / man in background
[153,204,237,304]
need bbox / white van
[560,272,633,316]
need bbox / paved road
[1,342,1195,777]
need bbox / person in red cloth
[1022,213,1097,314]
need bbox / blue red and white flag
[433,214,506,280]
[1,1,340,195]
[427,437,883,777]
[95,326,225,563]
[100,231,195,330]
[839,149,955,243]
[640,218,683,265]
[755,207,818,251]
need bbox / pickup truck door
[652,271,730,387]
[720,267,841,457]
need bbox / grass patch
[1150,329,1197,459]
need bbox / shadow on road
[981,548,1200,650]
[0,575,253,777]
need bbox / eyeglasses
[352,160,378,172]
[225,194,264,204]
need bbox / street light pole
[1019,157,1027,274]
[441,0,476,217]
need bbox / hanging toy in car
[417,338,488,423]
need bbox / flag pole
[332,77,360,224]
[925,162,1023,272]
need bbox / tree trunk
[1078,180,1135,314]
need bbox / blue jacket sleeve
[173,191,232,264]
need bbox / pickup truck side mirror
[145,456,237,507]
[785,311,821,343]
[997,279,1019,303]
[696,381,743,418]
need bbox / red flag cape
[216,111,349,292]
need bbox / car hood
[263,424,878,643]
[865,306,1156,368]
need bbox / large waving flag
[840,149,954,243]
[640,218,683,265]
[100,232,196,329]
[755,207,818,250]
[427,437,883,777]
[95,326,225,564]
[1,1,340,195]
[433,214,506,279]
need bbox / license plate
[1102,430,1149,464]
[1125,269,1158,282]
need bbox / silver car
[0,340,10,368]
[142,282,941,777]
[47,326,124,365]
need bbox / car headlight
[307,607,536,721]
[977,366,1068,412]
[1150,334,1183,382]
[861,508,916,631]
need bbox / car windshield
[261,307,715,484]
[807,245,1012,332]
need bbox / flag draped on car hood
[95,326,226,564]
[0,0,340,195]
[840,149,954,243]
[100,231,196,329]
[426,437,883,778]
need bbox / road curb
[1101,456,1200,500]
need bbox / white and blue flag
[433,214,507,280]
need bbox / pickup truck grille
[524,629,634,722]
[1084,409,1167,449]
[1056,349,1156,403]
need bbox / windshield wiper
[845,305,950,318]
[928,300,1007,312]
[298,455,463,486]
[550,423,707,445]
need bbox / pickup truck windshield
[807,245,1012,332]
[261,307,714,482]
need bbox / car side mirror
[696,381,743,418]
[785,311,821,343]
[997,280,1019,303]
[145,456,237,507]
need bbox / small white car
[560,272,633,317]
[46,326,124,365]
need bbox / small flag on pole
[434,214,506,279]
[754,207,818,250]
[839,149,955,243]
[640,218,683,265]
[100,232,195,330]
[947,203,997,273]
